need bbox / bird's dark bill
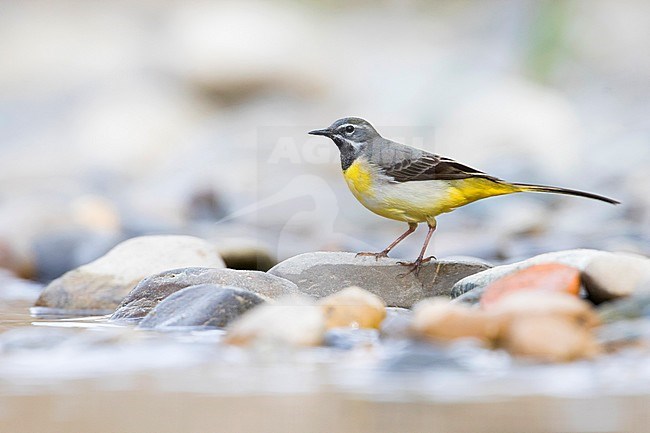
[308,128,332,136]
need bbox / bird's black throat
[334,138,357,170]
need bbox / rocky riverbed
[2,1,650,431]
[1,234,650,431]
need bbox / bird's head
[308,117,379,155]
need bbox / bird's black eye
[345,125,354,134]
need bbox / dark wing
[383,153,501,183]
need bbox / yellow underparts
[440,177,520,211]
[387,178,518,223]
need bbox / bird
[308,117,620,275]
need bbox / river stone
[480,263,581,308]
[598,291,650,323]
[450,249,619,304]
[267,252,489,308]
[138,284,264,329]
[452,288,483,307]
[411,298,500,344]
[489,291,600,329]
[318,286,386,329]
[111,267,300,321]
[502,315,600,362]
[225,296,326,347]
[34,235,225,312]
[582,253,650,304]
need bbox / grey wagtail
[309,117,619,275]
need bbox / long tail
[512,183,620,205]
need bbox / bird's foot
[397,256,436,277]
[355,250,390,261]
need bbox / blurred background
[1,0,648,282]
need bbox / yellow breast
[343,159,374,197]
[343,158,417,222]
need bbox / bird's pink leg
[356,223,417,260]
[397,222,437,276]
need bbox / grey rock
[111,267,300,321]
[380,307,413,340]
[582,253,650,304]
[450,249,619,303]
[598,290,650,323]
[138,284,265,329]
[35,235,225,311]
[451,288,484,307]
[267,252,489,308]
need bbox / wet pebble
[480,263,581,308]
[489,291,600,328]
[450,287,483,306]
[492,291,601,362]
[411,298,500,344]
[138,284,265,329]
[412,291,601,362]
[111,267,300,321]
[318,286,386,330]
[451,249,620,304]
[225,296,326,347]
[268,252,489,308]
[598,290,650,323]
[582,253,650,304]
[502,315,600,362]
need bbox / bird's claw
[355,251,389,261]
[396,256,436,277]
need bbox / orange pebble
[481,263,580,309]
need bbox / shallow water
[2,292,650,432]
